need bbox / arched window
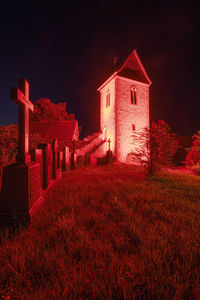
[130,86,137,105]
[106,91,110,107]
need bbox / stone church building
[98,49,151,163]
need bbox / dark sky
[0,0,199,137]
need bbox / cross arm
[10,87,34,112]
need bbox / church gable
[117,50,151,85]
[98,50,151,91]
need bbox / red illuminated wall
[98,50,151,163]
[115,76,149,162]
[100,77,116,154]
[99,76,150,163]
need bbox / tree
[131,120,179,176]
[0,125,45,167]
[0,125,18,167]
[185,131,200,175]
[30,98,75,121]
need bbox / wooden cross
[10,79,34,163]
[107,138,111,151]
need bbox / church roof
[30,120,79,142]
[97,49,151,91]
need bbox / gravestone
[85,153,90,166]
[30,149,43,189]
[52,139,58,179]
[1,79,42,218]
[90,154,97,166]
[62,146,70,171]
[70,139,76,170]
[106,138,113,163]
[77,155,84,166]
[38,143,52,189]
[57,151,62,180]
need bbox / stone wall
[115,76,150,162]
[76,132,105,157]
[100,78,116,154]
[99,75,150,163]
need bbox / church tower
[97,50,151,163]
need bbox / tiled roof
[118,67,150,84]
[30,120,79,142]
[98,49,151,90]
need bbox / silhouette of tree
[30,98,75,121]
[0,125,45,167]
[185,130,200,175]
[132,120,179,176]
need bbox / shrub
[185,130,200,174]
[132,120,179,175]
[0,125,45,167]
[0,125,18,167]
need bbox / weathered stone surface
[10,79,34,163]
[52,139,58,179]
[37,143,52,189]
[62,146,70,171]
[115,77,149,162]
[31,149,43,189]
[0,162,41,214]
[1,79,42,217]
[90,155,97,166]
[98,51,150,163]
[84,153,90,166]
[77,155,84,165]
[56,151,62,180]
[70,139,76,170]
[106,150,113,164]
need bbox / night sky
[0,0,199,138]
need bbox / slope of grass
[0,164,199,299]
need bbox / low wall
[76,132,105,157]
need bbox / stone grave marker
[90,154,97,166]
[52,139,58,179]
[106,138,113,163]
[77,155,84,166]
[1,79,42,218]
[85,153,90,166]
[62,146,70,171]
[70,139,76,170]
[57,151,63,180]
[30,148,43,189]
[38,143,52,189]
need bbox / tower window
[106,92,110,107]
[131,86,137,105]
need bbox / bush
[185,130,200,174]
[151,120,179,167]
[0,125,45,167]
[0,125,18,167]
[132,120,179,175]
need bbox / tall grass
[0,164,199,299]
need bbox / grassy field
[0,164,199,299]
